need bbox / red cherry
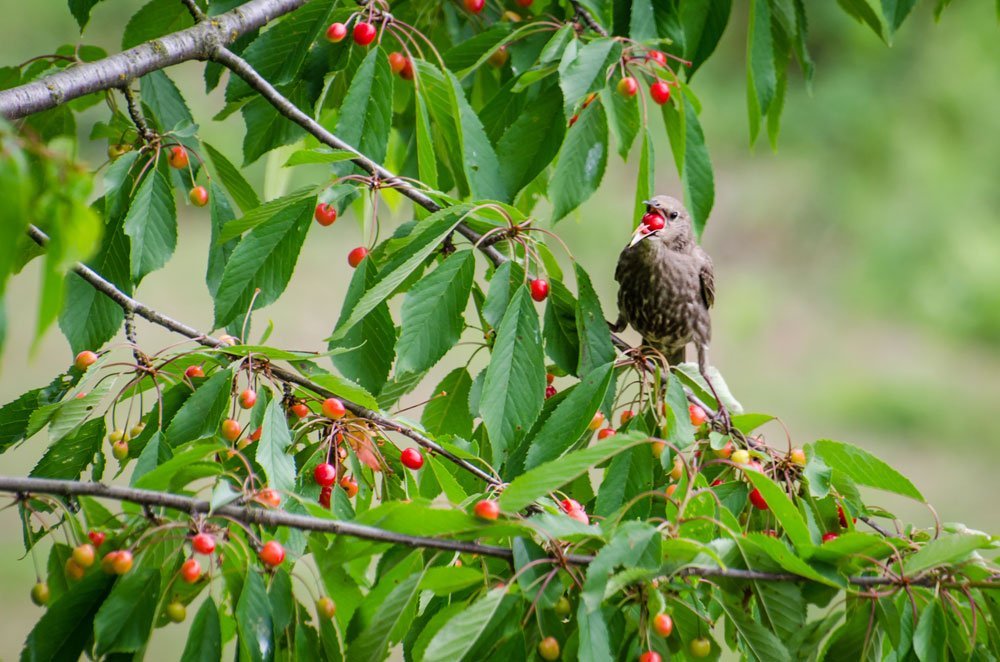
[238,389,257,409]
[257,488,281,508]
[321,397,346,419]
[314,203,337,226]
[221,419,241,442]
[642,212,665,231]
[319,485,332,508]
[316,596,337,619]
[464,0,485,13]
[348,246,368,268]
[748,487,768,510]
[620,410,635,424]
[617,76,638,97]
[74,350,98,371]
[530,278,549,302]
[181,558,201,583]
[688,404,708,426]
[88,531,106,547]
[650,82,671,105]
[560,498,581,513]
[73,544,96,568]
[822,532,839,543]
[538,637,560,661]
[837,505,856,528]
[290,402,310,418]
[353,22,377,46]
[189,186,209,207]
[184,365,205,379]
[473,499,500,520]
[487,45,508,68]
[568,114,579,127]
[339,475,359,498]
[388,52,407,75]
[400,448,424,470]
[545,385,557,399]
[399,58,414,80]
[640,652,663,662]
[314,462,337,487]
[112,550,133,574]
[546,372,555,384]
[192,533,216,555]
[168,146,189,169]
[588,412,605,431]
[711,478,723,486]
[597,427,615,440]
[646,50,667,66]
[516,0,533,6]
[325,22,347,43]
[250,427,262,442]
[259,540,285,567]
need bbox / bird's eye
[669,211,679,220]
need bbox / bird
[612,195,719,409]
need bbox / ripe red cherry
[464,0,485,13]
[321,397,346,419]
[748,487,769,510]
[257,488,281,508]
[617,76,638,97]
[221,419,241,442]
[597,427,615,440]
[259,540,285,567]
[620,410,635,424]
[184,365,205,379]
[250,427,262,442]
[75,350,98,371]
[325,22,347,42]
[319,485,332,508]
[353,22,377,46]
[650,81,672,105]
[837,505,856,528]
[822,532,839,543]
[348,246,368,268]
[642,211,665,231]
[314,203,337,226]
[388,52,407,75]
[112,550,133,574]
[473,499,500,520]
[168,146,189,169]
[516,0,533,6]
[710,478,723,486]
[339,475,359,498]
[192,533,216,555]
[181,558,201,583]
[238,389,257,409]
[646,50,667,66]
[530,278,549,302]
[545,385,557,399]
[640,652,662,662]
[290,402,310,418]
[400,448,424,470]
[538,637,560,661]
[688,404,708,426]
[399,59,414,80]
[189,186,209,207]
[314,462,337,487]
[88,531,106,547]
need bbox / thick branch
[3,476,993,590]
[0,0,308,119]
[27,226,501,488]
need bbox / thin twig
[569,1,608,36]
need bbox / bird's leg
[608,314,626,333]
[697,344,730,432]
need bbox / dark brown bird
[612,194,716,377]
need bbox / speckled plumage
[614,196,715,369]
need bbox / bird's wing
[696,247,715,309]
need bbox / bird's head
[627,195,694,248]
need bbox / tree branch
[569,1,609,37]
[0,0,308,119]
[3,476,993,590]
[26,225,502,488]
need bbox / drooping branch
[3,476,993,590]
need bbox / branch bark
[0,0,308,119]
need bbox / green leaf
[421,368,474,439]
[551,102,608,222]
[680,0,733,76]
[633,128,655,222]
[299,368,380,411]
[480,288,545,467]
[716,595,791,662]
[212,193,313,328]
[396,251,474,375]
[334,48,393,165]
[512,538,561,608]
[524,363,614,469]
[165,368,234,446]
[240,81,309,164]
[93,567,160,655]
[423,588,508,662]
[328,205,469,343]
[218,188,314,243]
[746,0,777,145]
[744,534,842,587]
[124,167,176,282]
[123,0,193,49]
[500,431,650,512]
[604,83,640,158]
[414,85,438,189]
[913,603,946,662]
[346,570,424,662]
[663,93,714,236]
[131,431,172,485]
[745,470,812,552]
[30,418,103,480]
[418,566,484,596]
[283,148,356,166]
[181,597,222,662]
[811,439,923,501]
[203,142,260,214]
[837,0,889,42]
[0,374,78,454]
[329,257,395,395]
[21,570,114,662]
[575,264,615,376]
[558,38,621,117]
[236,569,273,662]
[32,377,113,444]
[206,181,237,297]
[496,82,565,198]
[141,71,193,138]
[903,533,992,575]
[482,260,525,330]
[68,0,106,30]
[257,397,296,494]
[543,279,580,375]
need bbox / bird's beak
[642,200,652,206]
[628,224,651,248]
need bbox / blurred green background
[1,0,998,656]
